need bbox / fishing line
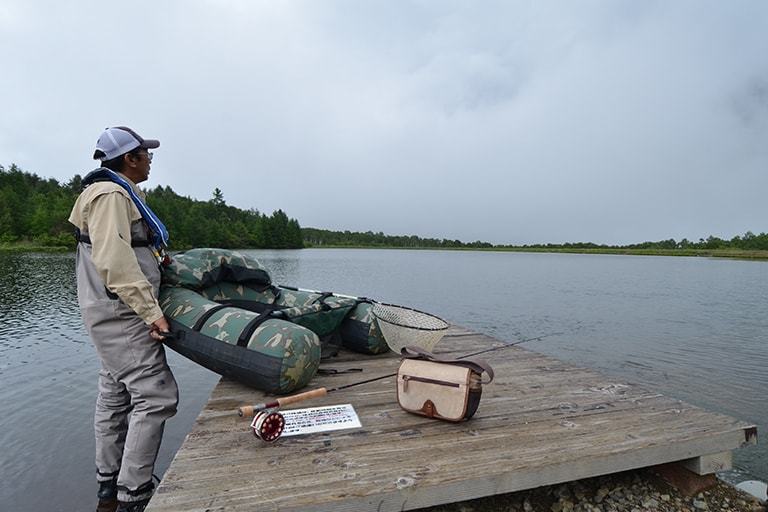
[459,332,563,359]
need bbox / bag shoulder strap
[401,346,494,383]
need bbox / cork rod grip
[237,387,329,417]
[277,387,328,406]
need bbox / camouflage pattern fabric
[159,248,390,393]
[339,301,389,354]
[160,286,321,393]
[200,281,275,305]
[275,299,357,338]
[162,248,272,290]
[273,287,388,353]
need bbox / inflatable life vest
[77,168,169,263]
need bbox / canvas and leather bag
[396,346,494,422]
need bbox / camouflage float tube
[159,248,387,394]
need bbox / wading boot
[97,479,117,500]
[115,498,150,512]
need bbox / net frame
[372,303,450,354]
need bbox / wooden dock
[147,327,757,512]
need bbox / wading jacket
[69,171,164,325]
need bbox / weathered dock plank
[147,327,757,512]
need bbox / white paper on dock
[280,404,362,437]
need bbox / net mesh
[372,303,450,354]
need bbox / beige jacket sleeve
[72,184,165,325]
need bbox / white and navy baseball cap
[93,126,160,161]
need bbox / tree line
[2,163,767,252]
[0,164,302,250]
[302,228,494,249]
[304,229,768,251]
[502,233,768,252]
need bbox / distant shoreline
[3,244,768,261]
[303,245,768,260]
[487,246,768,260]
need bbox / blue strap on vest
[82,168,169,250]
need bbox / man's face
[125,150,153,183]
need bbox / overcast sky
[2,1,767,246]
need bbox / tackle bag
[396,346,494,422]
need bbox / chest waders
[74,168,178,504]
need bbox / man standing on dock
[69,126,179,512]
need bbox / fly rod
[237,372,395,417]
[459,332,563,359]
[237,332,560,417]
[242,372,399,442]
[278,285,372,302]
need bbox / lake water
[1,249,765,511]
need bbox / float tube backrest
[162,248,272,291]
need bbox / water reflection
[1,249,766,511]
[0,253,82,351]
[0,251,220,512]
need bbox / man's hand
[150,317,171,340]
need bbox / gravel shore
[417,469,767,512]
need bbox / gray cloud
[1,0,767,246]
[730,73,768,132]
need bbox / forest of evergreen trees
[0,164,302,250]
[3,163,768,253]
[301,227,494,249]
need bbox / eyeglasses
[142,151,154,162]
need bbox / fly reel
[249,409,285,442]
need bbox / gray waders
[76,223,178,504]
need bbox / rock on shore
[417,469,767,512]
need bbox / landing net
[372,303,450,354]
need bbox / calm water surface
[1,249,765,511]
